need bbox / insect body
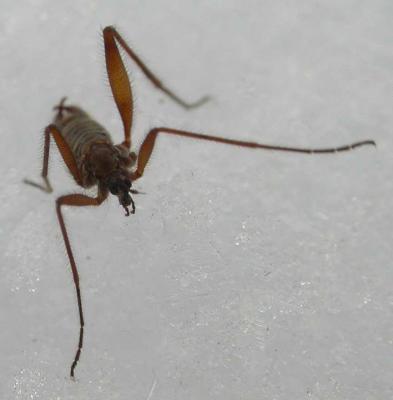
[25,26,375,378]
[54,102,137,214]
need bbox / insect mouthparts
[121,191,135,216]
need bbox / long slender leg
[104,26,209,110]
[132,127,376,180]
[103,26,208,149]
[24,124,83,191]
[56,192,108,378]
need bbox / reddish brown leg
[24,124,83,191]
[56,192,108,378]
[103,27,134,149]
[103,26,209,150]
[104,26,209,110]
[24,124,92,377]
[132,127,376,180]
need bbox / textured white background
[0,1,392,399]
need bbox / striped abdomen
[55,107,112,170]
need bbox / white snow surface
[0,1,392,399]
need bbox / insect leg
[132,127,376,180]
[24,124,83,191]
[56,192,108,378]
[103,27,134,149]
[103,26,209,112]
